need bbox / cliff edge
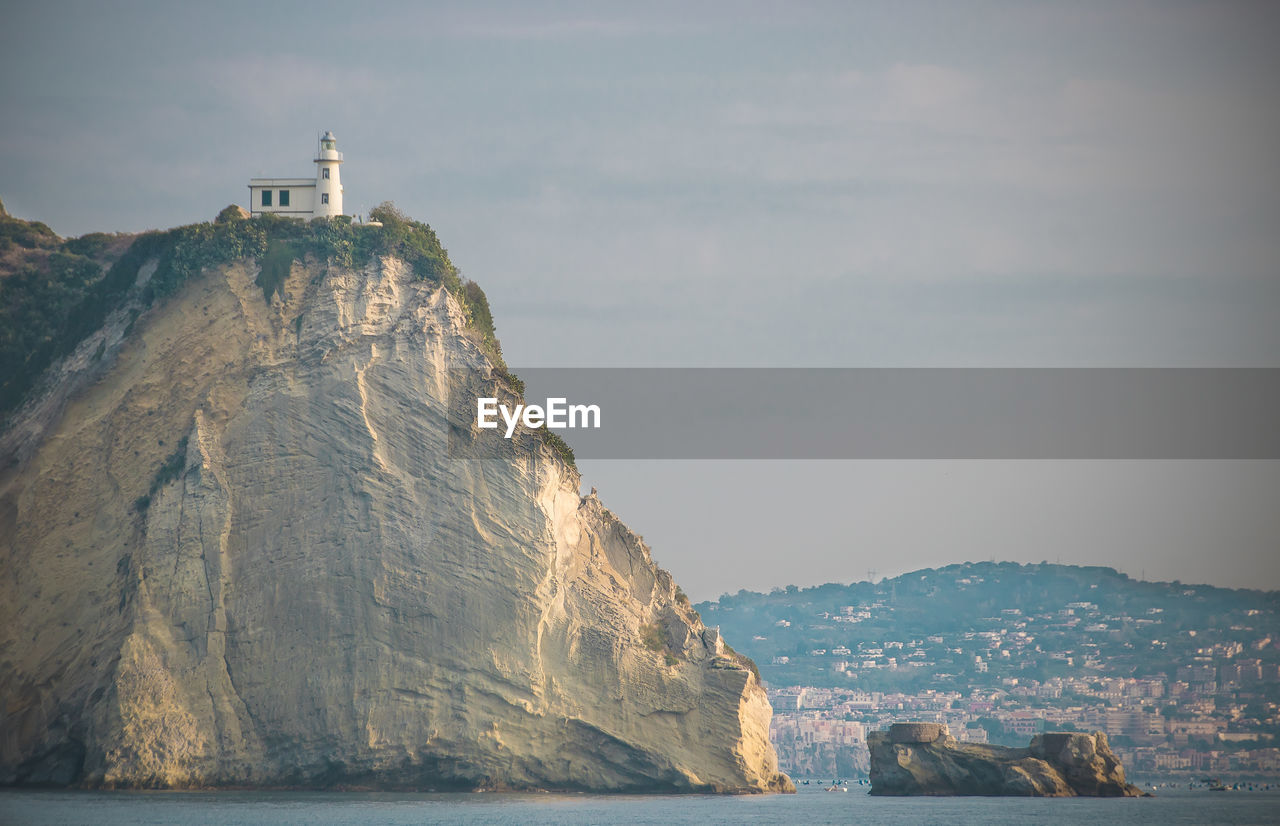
[0,215,792,793]
[868,723,1143,797]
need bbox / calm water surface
[2,786,1277,825]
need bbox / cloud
[198,55,383,119]
[881,63,980,113]
[449,17,658,41]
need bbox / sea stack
[868,722,1143,796]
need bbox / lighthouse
[248,131,345,219]
[313,130,343,217]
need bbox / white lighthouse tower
[313,130,343,217]
[248,131,348,219]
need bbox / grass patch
[640,623,665,653]
[256,239,297,301]
[721,641,761,681]
[539,430,577,471]
[641,622,685,668]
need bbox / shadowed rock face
[0,253,792,794]
[868,724,1142,797]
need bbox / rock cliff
[868,723,1143,797]
[0,237,792,793]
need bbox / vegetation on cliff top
[1,205,494,406]
[0,213,134,420]
[1,204,574,469]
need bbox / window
[321,193,329,205]
[279,190,290,207]
[261,190,272,207]
[322,168,330,179]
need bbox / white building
[248,131,344,219]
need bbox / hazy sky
[3,2,1277,597]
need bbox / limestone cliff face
[0,252,791,793]
[868,723,1142,797]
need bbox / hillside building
[248,131,344,219]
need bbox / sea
[1,785,1277,826]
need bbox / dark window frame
[279,190,290,207]
[262,190,272,207]
[321,193,329,205]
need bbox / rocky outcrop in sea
[868,723,1143,796]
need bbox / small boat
[825,783,847,792]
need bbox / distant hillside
[697,562,1280,692]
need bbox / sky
[2,1,1278,598]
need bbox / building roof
[248,178,316,187]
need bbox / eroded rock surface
[0,253,791,793]
[868,723,1142,797]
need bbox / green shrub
[309,216,356,268]
[368,202,455,284]
[462,280,499,351]
[62,232,114,259]
[215,204,247,223]
[0,243,116,417]
[0,214,59,251]
[492,365,524,396]
[146,217,274,300]
[641,622,685,667]
[540,430,577,470]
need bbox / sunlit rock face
[0,253,792,794]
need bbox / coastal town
[700,562,1280,782]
